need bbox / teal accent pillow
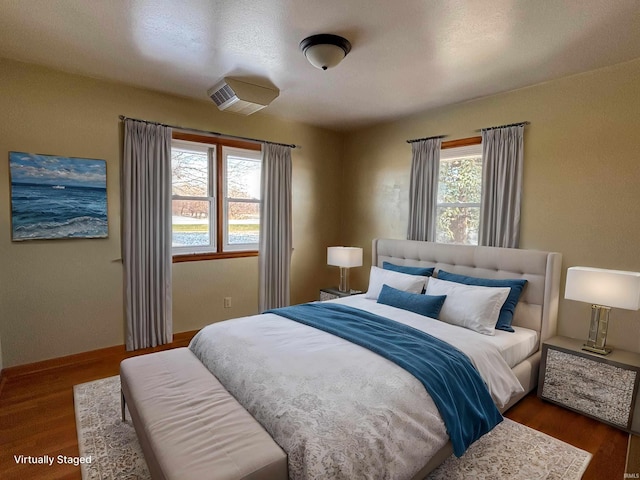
[383,262,435,277]
[377,284,446,319]
[436,270,527,332]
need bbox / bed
[184,238,562,480]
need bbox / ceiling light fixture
[300,34,352,71]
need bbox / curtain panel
[258,143,293,312]
[122,119,173,350]
[479,125,524,248]
[407,137,442,242]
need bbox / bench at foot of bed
[120,347,288,480]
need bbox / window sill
[173,251,259,263]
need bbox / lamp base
[582,304,612,356]
[338,267,350,293]
[581,344,612,355]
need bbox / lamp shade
[565,266,640,310]
[327,246,363,268]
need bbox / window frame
[171,140,217,256]
[221,146,262,252]
[435,136,483,245]
[171,132,262,263]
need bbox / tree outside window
[436,143,482,245]
[223,148,261,251]
[171,141,213,251]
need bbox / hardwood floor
[0,336,628,480]
[0,332,196,480]
[505,394,627,479]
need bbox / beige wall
[3,56,640,367]
[343,58,640,354]
[0,59,344,368]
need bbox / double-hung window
[222,147,261,251]
[171,132,262,261]
[435,138,483,245]
[171,140,215,254]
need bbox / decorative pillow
[437,270,527,332]
[377,284,446,319]
[383,262,435,277]
[365,266,428,300]
[425,277,510,336]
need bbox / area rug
[74,375,592,480]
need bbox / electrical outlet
[224,297,232,308]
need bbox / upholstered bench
[120,347,288,480]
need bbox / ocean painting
[10,152,108,241]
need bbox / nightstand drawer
[541,348,636,428]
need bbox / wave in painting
[13,216,108,240]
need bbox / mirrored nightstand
[319,287,363,301]
[539,335,640,434]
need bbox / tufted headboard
[372,239,562,348]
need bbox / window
[436,138,483,245]
[172,140,215,254]
[171,132,261,261]
[223,147,261,251]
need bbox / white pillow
[425,277,510,336]
[365,266,428,300]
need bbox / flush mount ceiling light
[299,34,352,70]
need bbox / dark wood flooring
[506,391,627,479]
[0,333,628,479]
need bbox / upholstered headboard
[372,239,562,348]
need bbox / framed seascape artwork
[9,152,108,241]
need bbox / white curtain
[479,125,524,248]
[258,143,292,312]
[122,119,173,350]
[407,137,442,241]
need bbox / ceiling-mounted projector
[207,77,279,115]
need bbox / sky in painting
[9,152,106,189]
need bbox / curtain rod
[406,134,447,144]
[478,121,530,132]
[118,115,301,149]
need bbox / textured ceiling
[1,0,640,130]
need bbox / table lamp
[565,266,640,355]
[327,246,363,293]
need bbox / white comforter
[189,296,523,480]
